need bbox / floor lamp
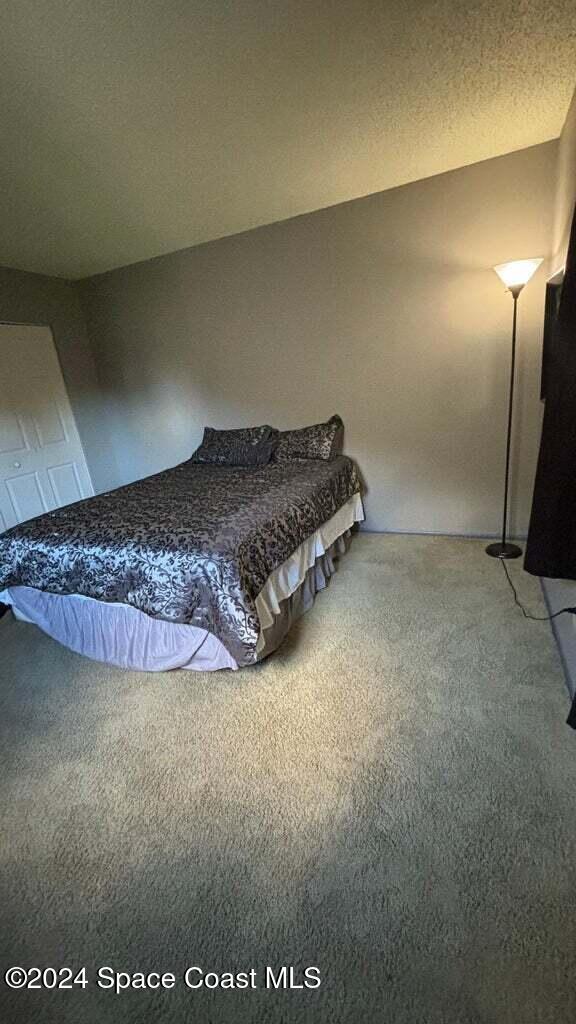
[485,257,543,560]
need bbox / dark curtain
[524,202,576,579]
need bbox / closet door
[0,323,94,532]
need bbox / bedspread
[0,456,361,665]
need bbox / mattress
[0,456,363,668]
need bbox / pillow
[273,415,344,463]
[191,425,277,466]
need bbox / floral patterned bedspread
[0,456,361,665]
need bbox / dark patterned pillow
[272,415,344,462]
[191,425,277,466]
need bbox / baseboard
[358,526,528,541]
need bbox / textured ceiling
[1,0,575,279]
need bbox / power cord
[500,559,576,621]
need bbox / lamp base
[485,542,522,559]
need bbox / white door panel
[0,410,32,455]
[47,462,84,507]
[32,403,68,447]
[0,324,94,531]
[5,470,51,521]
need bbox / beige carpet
[1,534,575,1024]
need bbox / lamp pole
[486,283,523,559]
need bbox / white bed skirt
[0,493,364,672]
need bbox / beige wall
[553,86,576,268]
[78,141,556,535]
[0,264,116,492]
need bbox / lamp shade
[493,258,543,290]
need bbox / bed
[0,453,364,671]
